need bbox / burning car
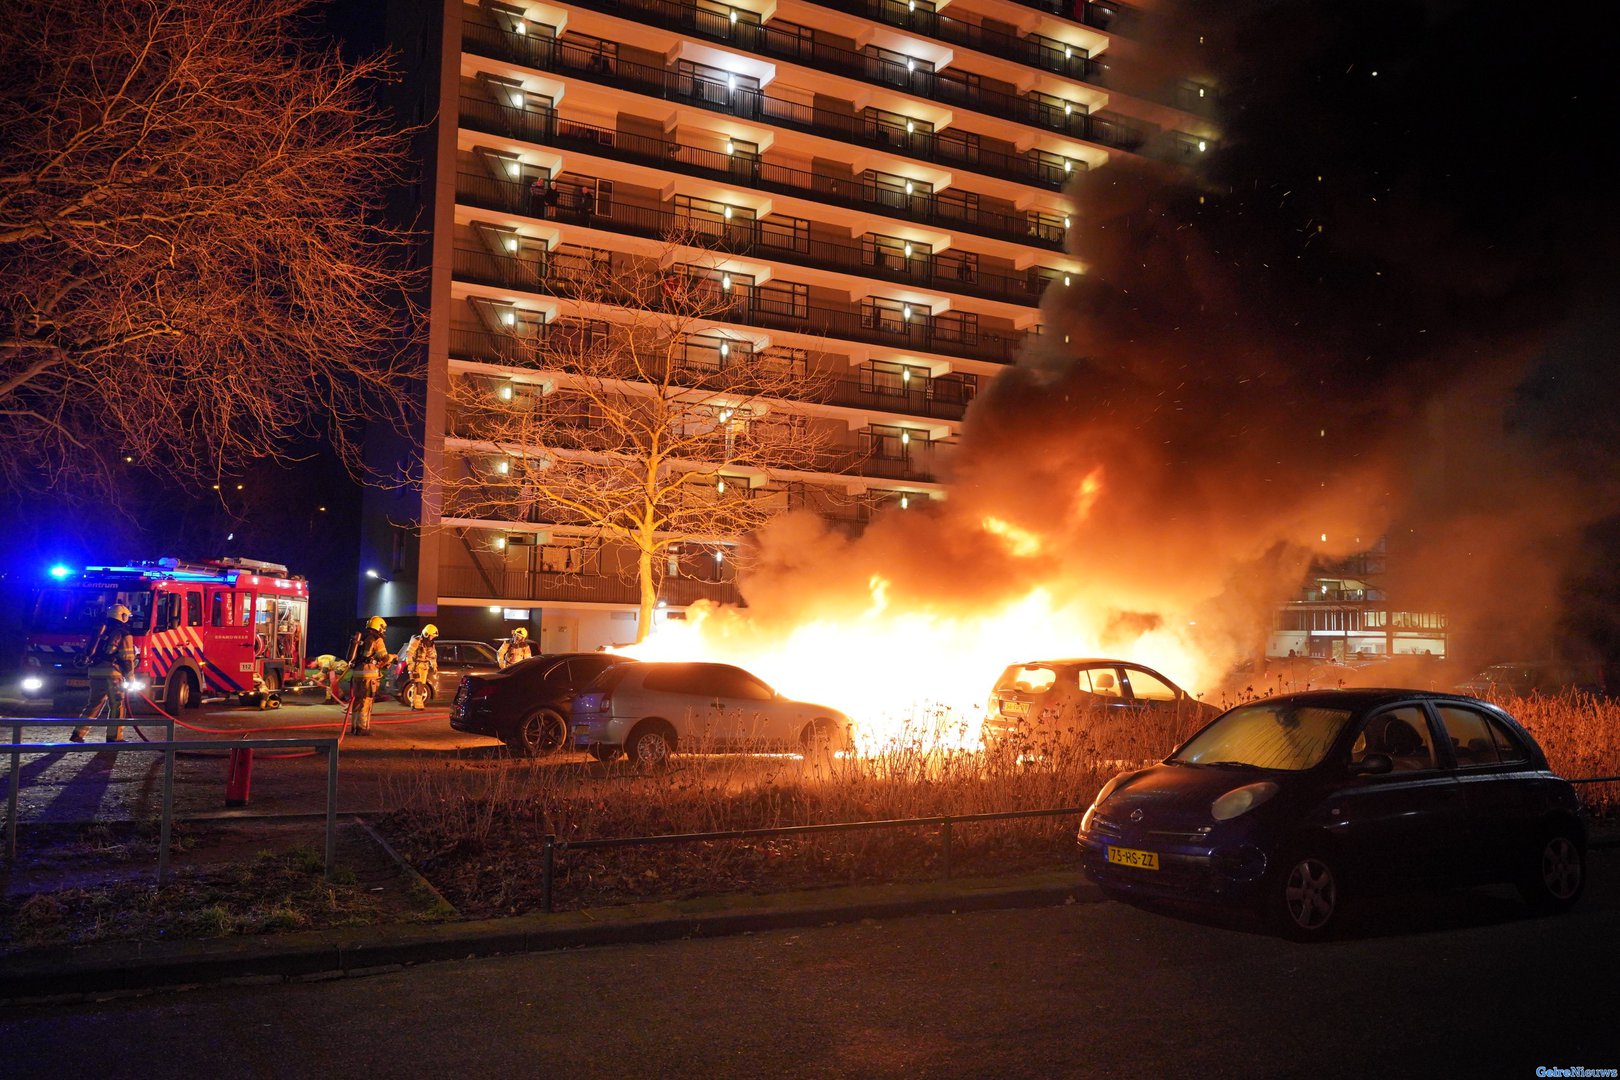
[1077,690,1586,938]
[983,658,1215,753]
[571,661,853,767]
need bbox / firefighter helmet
[366,615,387,632]
[511,627,529,641]
[421,624,439,639]
[107,604,132,623]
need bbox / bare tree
[0,0,419,497]
[439,232,836,640]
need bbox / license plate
[1106,846,1159,871]
[1001,700,1029,716]
[65,678,88,689]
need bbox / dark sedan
[1077,690,1586,938]
[450,652,634,756]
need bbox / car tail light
[469,681,497,699]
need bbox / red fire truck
[19,557,310,711]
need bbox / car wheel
[164,670,197,712]
[800,717,843,761]
[628,722,675,770]
[1269,851,1343,940]
[509,707,568,758]
[1518,829,1585,913]
[589,743,621,763]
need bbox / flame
[980,516,1044,558]
[619,586,1218,755]
[1069,466,1105,525]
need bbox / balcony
[452,246,1029,364]
[457,96,1068,252]
[438,564,741,607]
[552,0,1120,119]
[1006,0,1143,35]
[460,21,1144,194]
[454,171,1054,309]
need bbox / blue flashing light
[48,564,74,580]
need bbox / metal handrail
[3,720,340,884]
[539,804,1085,911]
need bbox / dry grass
[378,693,1620,915]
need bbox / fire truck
[19,557,310,711]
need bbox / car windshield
[1170,703,1355,771]
[30,587,153,633]
[996,665,1058,694]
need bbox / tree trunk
[636,545,657,643]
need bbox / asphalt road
[5,849,1616,1079]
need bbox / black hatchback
[1077,690,1587,938]
[450,652,634,756]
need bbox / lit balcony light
[901,304,912,320]
[717,478,726,493]
[504,237,519,251]
[714,550,725,563]
[723,206,733,219]
[495,459,510,475]
[727,74,737,91]
[365,569,380,579]
[904,180,914,195]
[504,160,521,177]
[719,408,733,422]
[721,273,733,290]
[494,537,507,551]
[903,242,913,258]
[1063,215,1072,228]
[499,383,514,400]
[1064,159,1073,174]
[900,494,910,509]
[1320,533,1328,543]
[489,605,502,613]
[1063,334,1071,344]
[725,139,736,155]
[906,58,916,72]
[502,311,517,326]
[1063,274,1072,286]
[1198,140,1208,152]
[901,368,911,383]
[905,120,915,134]
[901,431,911,445]
[1064,103,1073,116]
[514,19,526,35]
[729,9,738,23]
[510,92,524,107]
[719,341,730,357]
[1064,45,1073,59]
[908,0,916,9]
[1198,86,1206,98]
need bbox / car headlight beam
[1211,781,1279,822]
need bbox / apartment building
[363,0,1218,650]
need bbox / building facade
[365,0,1217,649]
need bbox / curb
[0,873,1098,1005]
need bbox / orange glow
[619,585,1217,755]
[1069,466,1105,525]
[981,516,1044,558]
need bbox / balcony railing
[461,21,1144,194]
[553,0,1126,126]
[1007,0,1143,34]
[448,327,975,423]
[452,246,1029,365]
[457,96,1068,252]
[455,170,1052,309]
[438,564,741,607]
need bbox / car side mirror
[1349,752,1394,776]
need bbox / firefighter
[71,604,138,743]
[496,625,533,668]
[400,624,439,710]
[347,616,394,734]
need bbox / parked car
[1455,662,1604,699]
[571,661,853,767]
[1077,690,1586,938]
[450,652,633,756]
[983,658,1216,751]
[389,639,501,704]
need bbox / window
[154,593,182,633]
[755,281,807,319]
[1124,667,1179,702]
[1079,666,1123,698]
[211,590,238,627]
[1437,705,1498,767]
[1352,707,1436,771]
[1487,715,1530,763]
[186,591,203,627]
[711,666,775,700]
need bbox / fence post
[543,834,556,913]
[941,816,953,880]
[7,722,19,861]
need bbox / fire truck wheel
[165,670,198,712]
[262,668,282,691]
